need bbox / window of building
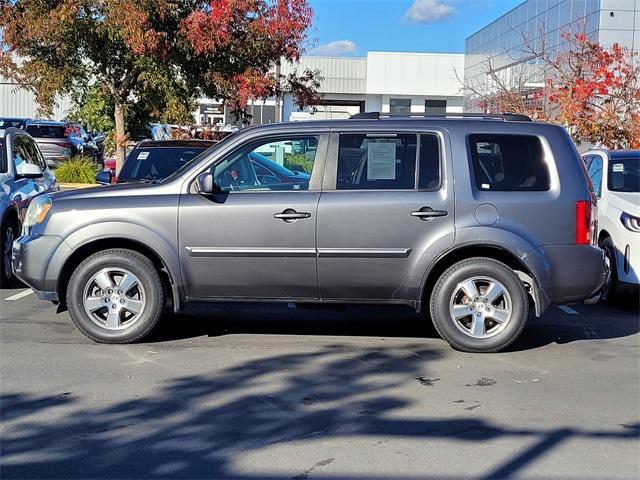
[336,133,417,190]
[389,99,411,114]
[468,134,550,191]
[425,100,447,114]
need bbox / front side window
[336,133,417,190]
[212,136,318,192]
[608,157,639,193]
[12,136,39,170]
[468,134,550,191]
[587,155,603,197]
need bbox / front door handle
[274,209,311,222]
[411,207,448,221]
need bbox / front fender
[48,221,183,309]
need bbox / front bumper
[12,234,70,302]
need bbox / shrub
[54,156,98,184]
[284,153,314,174]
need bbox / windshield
[26,125,66,138]
[160,131,239,183]
[119,146,210,182]
[608,157,639,193]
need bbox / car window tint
[587,155,603,196]
[213,136,317,192]
[25,125,66,138]
[608,157,640,193]
[468,134,550,191]
[337,133,417,190]
[418,134,441,190]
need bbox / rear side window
[468,134,550,191]
[26,125,66,138]
[337,134,417,190]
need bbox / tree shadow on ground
[2,344,638,479]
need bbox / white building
[198,51,465,125]
[2,51,465,124]
[464,0,640,108]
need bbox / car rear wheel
[599,237,620,304]
[430,257,529,353]
[0,217,18,288]
[66,249,164,343]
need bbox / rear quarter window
[468,134,550,192]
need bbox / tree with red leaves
[462,31,640,149]
[0,0,320,171]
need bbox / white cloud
[308,40,357,57]
[405,0,454,24]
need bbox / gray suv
[12,114,608,352]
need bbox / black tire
[429,257,529,353]
[599,237,620,304]
[66,248,164,343]
[0,216,18,288]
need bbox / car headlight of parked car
[23,197,52,233]
[620,212,640,233]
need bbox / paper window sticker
[138,151,150,160]
[367,142,397,180]
[481,183,491,189]
[612,163,624,172]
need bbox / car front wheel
[430,257,529,353]
[66,249,165,343]
[0,217,18,288]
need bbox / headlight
[620,212,640,233]
[23,197,52,229]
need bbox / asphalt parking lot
[1,283,639,480]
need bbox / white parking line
[4,289,34,301]
[558,305,580,315]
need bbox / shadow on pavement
[146,301,640,353]
[1,344,637,479]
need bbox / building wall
[0,80,72,120]
[463,0,640,109]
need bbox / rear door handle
[411,207,448,221]
[274,209,311,222]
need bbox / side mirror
[15,163,43,178]
[196,172,220,194]
[96,170,113,185]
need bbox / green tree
[0,0,320,171]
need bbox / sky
[306,0,524,56]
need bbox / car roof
[136,139,217,148]
[26,119,65,126]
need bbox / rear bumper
[524,244,608,306]
[12,234,69,302]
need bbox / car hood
[48,181,168,201]
[606,192,640,215]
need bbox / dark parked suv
[13,114,608,352]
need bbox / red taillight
[576,200,592,245]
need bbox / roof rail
[349,112,532,122]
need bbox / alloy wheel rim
[3,225,14,279]
[82,268,146,331]
[449,276,512,339]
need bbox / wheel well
[57,238,175,308]
[597,229,610,244]
[421,245,538,312]
[2,207,19,228]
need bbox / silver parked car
[13,114,608,352]
[1,127,58,286]
[25,120,73,168]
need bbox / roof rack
[349,112,532,122]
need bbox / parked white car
[582,150,639,301]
